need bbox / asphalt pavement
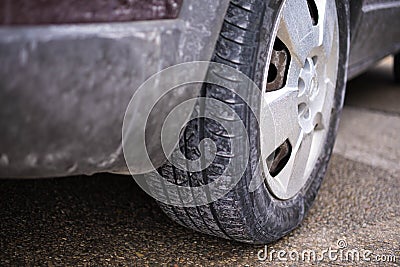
[1,58,399,266]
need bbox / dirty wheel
[156,0,350,243]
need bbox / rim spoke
[278,0,316,64]
[261,87,302,157]
[316,0,335,60]
[271,130,313,193]
[285,131,314,192]
[316,78,335,130]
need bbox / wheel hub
[298,57,320,134]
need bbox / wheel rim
[260,0,339,200]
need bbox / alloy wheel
[261,0,339,199]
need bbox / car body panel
[0,0,184,25]
[0,0,399,178]
[348,0,400,78]
[0,0,230,178]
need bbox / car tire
[155,0,350,244]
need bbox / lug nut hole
[298,103,310,119]
[267,64,278,83]
[298,78,305,94]
[312,56,318,65]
